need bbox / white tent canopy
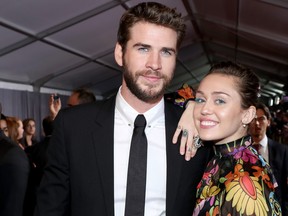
[0,0,287,101]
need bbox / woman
[6,117,24,149]
[22,118,38,147]
[0,118,9,137]
[189,62,281,215]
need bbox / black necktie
[125,114,147,216]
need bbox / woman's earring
[242,124,247,128]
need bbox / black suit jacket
[0,134,30,216]
[35,96,212,216]
[268,138,288,215]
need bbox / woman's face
[25,120,36,135]
[17,120,24,140]
[193,73,249,144]
[0,119,9,137]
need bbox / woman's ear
[114,42,123,67]
[242,106,256,125]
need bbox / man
[249,102,288,215]
[67,88,96,107]
[49,88,96,119]
[35,2,211,215]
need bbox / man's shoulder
[60,96,116,118]
[268,138,288,149]
[164,100,183,115]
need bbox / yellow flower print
[200,184,221,199]
[226,174,269,216]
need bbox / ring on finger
[193,135,202,149]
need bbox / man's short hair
[73,88,96,104]
[255,102,272,120]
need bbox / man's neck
[252,134,264,143]
[120,87,162,113]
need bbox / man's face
[115,22,178,103]
[67,93,79,107]
[249,108,270,139]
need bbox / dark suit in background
[268,138,288,215]
[0,131,30,216]
[35,97,211,216]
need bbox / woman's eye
[195,97,205,103]
[215,99,225,104]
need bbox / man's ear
[267,119,271,127]
[114,42,123,67]
[242,106,256,125]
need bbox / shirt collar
[259,135,268,147]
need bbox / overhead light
[268,98,274,107]
[269,81,285,88]
[274,96,280,105]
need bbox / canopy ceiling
[0,0,287,102]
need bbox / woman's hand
[172,101,199,161]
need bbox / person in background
[192,61,281,215]
[67,88,96,107]
[22,118,38,148]
[6,116,24,149]
[0,102,7,120]
[26,115,54,186]
[35,2,212,216]
[24,115,55,216]
[0,102,9,137]
[49,88,96,119]
[0,114,29,216]
[0,118,9,137]
[249,101,288,215]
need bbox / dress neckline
[213,136,252,157]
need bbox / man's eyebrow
[133,43,151,48]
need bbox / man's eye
[161,49,172,56]
[138,47,149,52]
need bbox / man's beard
[123,62,174,103]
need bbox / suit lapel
[165,102,183,215]
[92,97,116,216]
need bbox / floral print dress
[193,136,282,216]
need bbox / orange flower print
[177,83,194,99]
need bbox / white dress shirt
[257,135,269,162]
[114,88,167,216]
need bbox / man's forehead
[256,109,265,116]
[128,22,177,48]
